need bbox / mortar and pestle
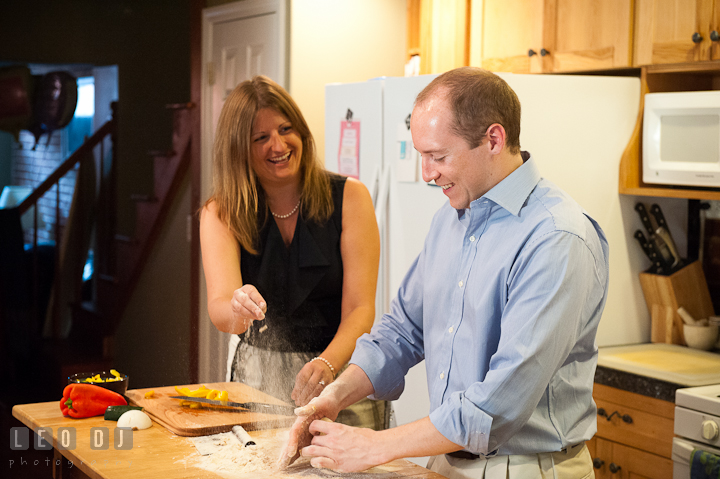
[677,307,719,351]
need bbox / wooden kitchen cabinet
[476,0,633,73]
[478,0,546,73]
[588,437,673,479]
[590,383,674,479]
[634,0,720,66]
[417,0,470,74]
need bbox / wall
[289,0,407,164]
[115,172,192,388]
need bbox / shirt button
[440,372,445,379]
[448,326,453,333]
[458,281,464,287]
[469,236,476,242]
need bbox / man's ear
[485,124,506,154]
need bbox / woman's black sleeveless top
[239,174,346,352]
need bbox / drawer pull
[593,458,605,469]
[598,408,633,423]
[609,462,621,473]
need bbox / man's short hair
[415,67,521,155]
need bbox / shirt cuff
[350,335,407,401]
[428,392,493,454]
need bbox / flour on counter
[183,429,405,479]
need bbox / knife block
[638,260,715,345]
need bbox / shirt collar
[470,152,540,217]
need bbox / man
[279,67,608,479]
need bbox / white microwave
[643,90,720,188]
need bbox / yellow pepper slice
[144,390,155,398]
[175,386,193,396]
[187,388,210,397]
[216,390,229,402]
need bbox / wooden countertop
[12,400,446,479]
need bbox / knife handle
[649,204,668,229]
[650,203,682,268]
[635,203,656,236]
[634,230,663,274]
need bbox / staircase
[8,101,195,395]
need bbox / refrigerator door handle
[369,164,381,208]
[375,164,391,227]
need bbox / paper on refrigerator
[396,118,419,182]
[338,120,360,179]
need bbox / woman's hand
[230,284,267,328]
[291,359,334,407]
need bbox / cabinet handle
[609,462,622,473]
[528,49,537,57]
[692,32,704,43]
[540,48,550,56]
[598,408,633,423]
[712,31,719,42]
[593,458,605,469]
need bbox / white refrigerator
[325,73,641,464]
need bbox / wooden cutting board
[125,382,296,437]
[598,343,720,386]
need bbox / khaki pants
[427,443,594,479]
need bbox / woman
[200,76,385,429]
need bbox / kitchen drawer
[588,437,673,479]
[593,383,675,459]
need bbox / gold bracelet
[311,356,336,377]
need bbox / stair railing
[17,102,118,339]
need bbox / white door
[200,0,288,383]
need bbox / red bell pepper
[60,383,127,418]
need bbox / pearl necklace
[270,198,301,219]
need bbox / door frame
[198,0,289,382]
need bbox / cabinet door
[588,437,614,479]
[712,0,720,59]
[635,0,714,65]
[611,441,673,479]
[548,0,634,71]
[481,0,545,73]
[419,0,469,74]
[591,437,673,479]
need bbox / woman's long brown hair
[207,76,332,254]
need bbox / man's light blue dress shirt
[351,154,609,456]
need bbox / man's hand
[301,420,386,473]
[276,397,339,469]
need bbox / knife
[649,203,682,269]
[170,396,296,415]
[634,203,675,269]
[633,230,664,274]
